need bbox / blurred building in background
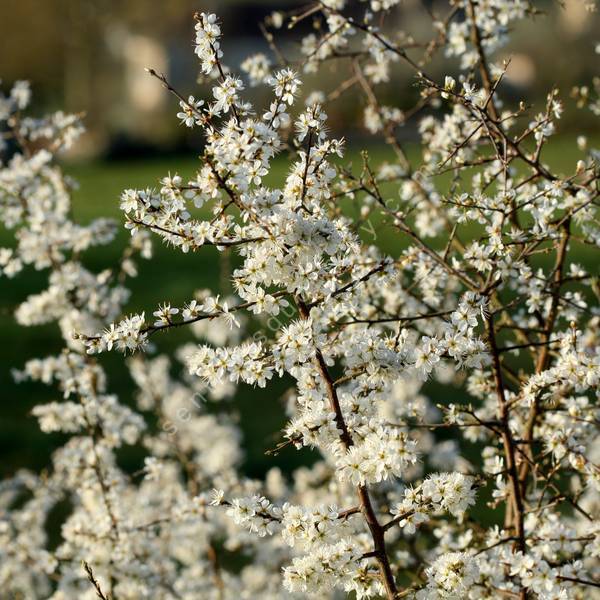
[1,0,598,158]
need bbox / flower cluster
[391,472,477,534]
[420,551,480,598]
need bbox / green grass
[0,139,596,481]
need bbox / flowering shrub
[1,2,600,599]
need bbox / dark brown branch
[83,561,110,600]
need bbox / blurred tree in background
[1,0,598,159]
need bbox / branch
[82,561,110,600]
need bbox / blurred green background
[1,0,599,480]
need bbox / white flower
[424,552,480,596]
[212,76,244,115]
[241,53,272,86]
[176,96,204,127]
